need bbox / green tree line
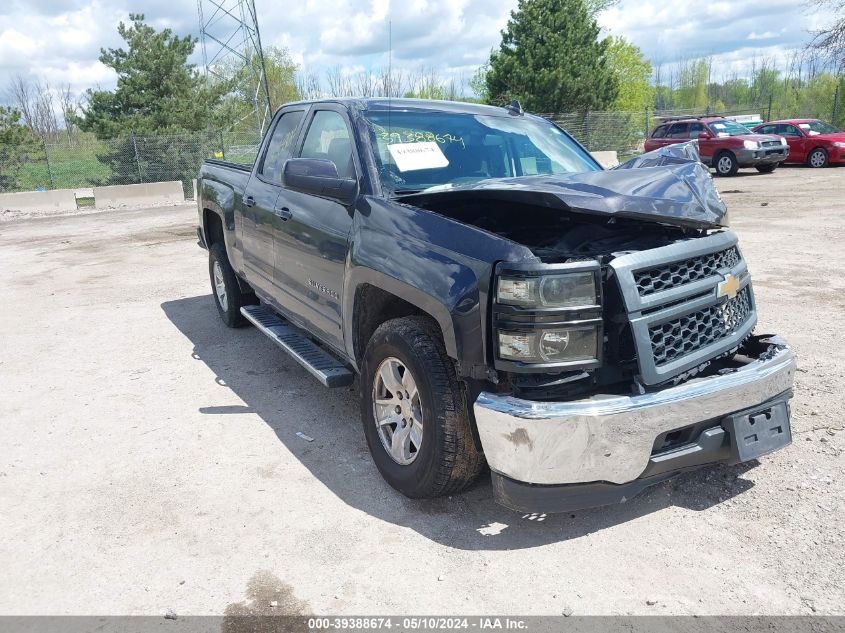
[2,0,843,193]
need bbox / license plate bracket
[723,400,792,463]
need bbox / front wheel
[715,152,739,177]
[360,316,484,498]
[756,164,777,174]
[807,148,829,168]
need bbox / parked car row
[644,115,845,176]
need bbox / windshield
[799,120,840,135]
[362,110,600,194]
[707,120,753,137]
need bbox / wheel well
[353,284,441,363]
[204,209,224,247]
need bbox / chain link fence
[0,129,261,196]
[1,94,842,195]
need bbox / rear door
[645,124,669,151]
[241,107,306,297]
[272,106,358,352]
[664,122,690,147]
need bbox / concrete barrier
[591,150,620,169]
[94,181,185,208]
[0,189,78,213]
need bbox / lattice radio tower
[197,0,272,136]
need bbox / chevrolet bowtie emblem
[717,273,740,299]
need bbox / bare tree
[809,0,845,70]
[59,84,78,142]
[295,70,322,100]
[6,75,59,139]
[7,75,35,132]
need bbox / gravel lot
[1,165,843,616]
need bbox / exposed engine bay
[406,196,699,263]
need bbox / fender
[344,265,469,364]
[200,178,236,233]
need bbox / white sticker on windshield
[388,142,449,172]
[712,123,726,129]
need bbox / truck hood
[399,142,727,229]
[730,133,783,143]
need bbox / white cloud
[0,0,827,107]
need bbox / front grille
[609,231,757,385]
[761,141,782,148]
[650,287,753,366]
[634,247,741,296]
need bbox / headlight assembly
[498,327,599,364]
[493,261,603,369]
[497,272,598,308]
[743,140,761,150]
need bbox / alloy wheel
[372,357,423,465]
[213,260,228,311]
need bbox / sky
[0,0,832,101]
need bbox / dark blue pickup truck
[196,98,796,513]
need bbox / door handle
[244,195,256,208]
[274,206,293,221]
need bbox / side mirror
[698,132,712,140]
[282,158,358,206]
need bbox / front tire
[756,164,777,174]
[807,148,829,168]
[715,152,739,177]
[208,242,252,327]
[360,316,484,498]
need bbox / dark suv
[645,117,788,176]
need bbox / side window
[651,125,667,139]
[756,125,771,134]
[688,122,706,138]
[300,111,355,179]
[667,123,689,139]
[260,111,304,182]
[780,124,801,137]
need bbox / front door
[273,108,357,353]
[779,124,806,162]
[241,108,305,298]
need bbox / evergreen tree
[75,14,223,191]
[485,0,618,113]
[78,13,219,138]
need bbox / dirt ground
[1,165,843,616]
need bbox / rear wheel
[807,148,829,168]
[209,242,253,327]
[715,152,739,177]
[755,164,777,174]
[360,316,484,498]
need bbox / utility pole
[197,0,272,138]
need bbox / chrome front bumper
[473,338,796,487]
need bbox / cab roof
[279,97,518,117]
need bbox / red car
[752,119,845,168]
[644,116,788,176]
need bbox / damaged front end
[409,143,797,513]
